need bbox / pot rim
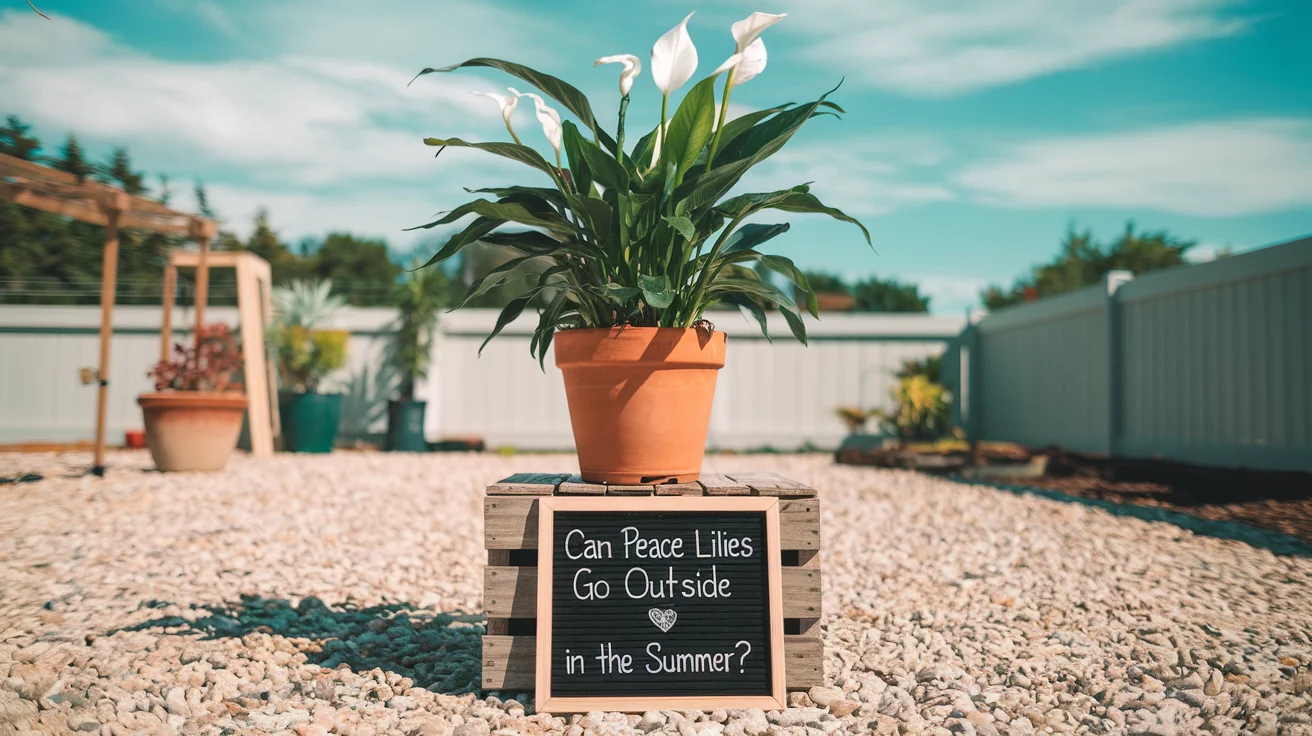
[137,390,248,408]
[554,326,726,369]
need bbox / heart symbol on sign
[648,608,677,633]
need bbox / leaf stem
[616,95,629,163]
[505,122,522,147]
[704,68,736,172]
[658,93,669,161]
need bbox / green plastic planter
[385,400,428,452]
[279,391,342,453]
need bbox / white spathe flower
[469,89,517,126]
[730,11,786,54]
[651,12,698,95]
[713,53,743,76]
[649,125,663,168]
[510,88,562,159]
[732,38,767,86]
[595,54,642,96]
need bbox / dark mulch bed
[1017,448,1312,544]
[838,439,1312,544]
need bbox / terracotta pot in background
[555,327,726,484]
[123,430,146,449]
[138,392,248,472]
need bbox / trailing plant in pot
[273,280,350,453]
[138,322,247,472]
[412,10,870,483]
[384,261,448,451]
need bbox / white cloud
[736,135,954,217]
[955,118,1312,216]
[0,9,562,245]
[780,0,1251,96]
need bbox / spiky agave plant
[410,11,871,367]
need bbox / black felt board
[548,510,773,697]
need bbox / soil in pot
[138,392,248,472]
[279,391,343,453]
[555,327,726,484]
[385,400,427,452]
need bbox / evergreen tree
[194,179,216,219]
[51,133,92,181]
[0,115,41,160]
[99,146,146,195]
[156,173,172,205]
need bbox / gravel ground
[2,451,1311,736]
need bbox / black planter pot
[279,391,343,453]
[385,399,428,452]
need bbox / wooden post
[160,264,176,362]
[193,234,211,344]
[236,256,273,457]
[261,269,281,439]
[92,205,123,477]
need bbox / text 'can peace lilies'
[412,11,871,484]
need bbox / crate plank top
[486,471,816,498]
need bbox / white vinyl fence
[0,305,962,451]
[953,235,1312,472]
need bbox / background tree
[99,147,146,195]
[307,233,402,306]
[852,276,929,313]
[0,115,41,160]
[982,222,1195,310]
[50,133,92,182]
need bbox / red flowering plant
[149,323,244,392]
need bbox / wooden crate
[482,471,823,692]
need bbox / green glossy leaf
[639,273,673,309]
[457,254,542,308]
[424,137,557,178]
[577,136,629,192]
[770,191,872,247]
[414,58,617,152]
[714,103,792,154]
[466,186,567,208]
[479,294,533,356]
[413,216,502,268]
[722,222,791,254]
[721,292,771,342]
[662,74,719,182]
[779,305,808,345]
[560,121,594,196]
[663,215,695,242]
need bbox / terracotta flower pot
[555,327,726,484]
[137,392,248,472]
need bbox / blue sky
[2,0,1309,314]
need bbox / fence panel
[960,236,1312,472]
[0,306,962,451]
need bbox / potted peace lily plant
[413,11,870,483]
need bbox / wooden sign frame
[535,496,787,713]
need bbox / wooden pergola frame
[0,151,243,474]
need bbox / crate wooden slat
[488,473,569,495]
[557,475,607,495]
[606,484,656,496]
[698,473,750,496]
[727,471,817,498]
[483,633,824,690]
[655,482,704,496]
[485,566,821,618]
[485,496,819,550]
